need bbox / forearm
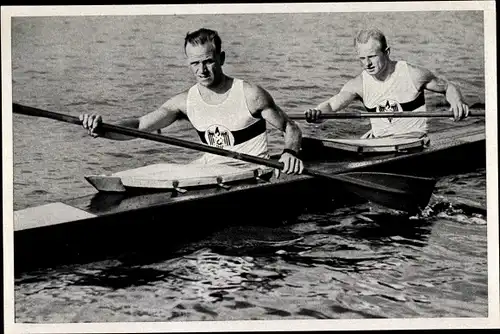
[317,91,357,113]
[283,121,302,154]
[445,82,465,102]
[100,109,180,141]
[421,72,465,104]
[100,119,140,141]
[316,100,334,113]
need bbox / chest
[198,89,231,105]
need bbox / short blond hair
[354,29,388,51]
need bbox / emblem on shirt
[376,99,403,123]
[204,125,235,148]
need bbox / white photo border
[2,1,498,333]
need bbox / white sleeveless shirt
[360,61,427,138]
[186,78,269,165]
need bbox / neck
[373,60,396,81]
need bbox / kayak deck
[85,161,274,193]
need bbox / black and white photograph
[2,2,499,332]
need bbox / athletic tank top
[186,78,269,164]
[361,61,427,138]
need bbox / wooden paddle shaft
[10,103,432,178]
[12,103,288,171]
[11,103,427,181]
[288,111,486,119]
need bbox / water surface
[11,11,488,322]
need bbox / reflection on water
[11,11,487,322]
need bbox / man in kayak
[80,28,304,175]
[304,28,470,139]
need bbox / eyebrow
[189,58,215,64]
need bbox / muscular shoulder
[242,81,276,117]
[406,63,436,91]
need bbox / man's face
[185,42,224,87]
[356,38,389,77]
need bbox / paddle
[12,103,437,213]
[288,103,486,120]
[288,111,486,119]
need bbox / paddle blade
[332,172,437,214]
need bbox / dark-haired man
[81,28,304,175]
[304,29,470,138]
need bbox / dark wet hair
[354,29,388,51]
[184,28,222,54]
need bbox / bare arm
[408,64,469,120]
[137,91,188,133]
[243,82,303,174]
[305,75,362,122]
[319,76,362,112]
[81,91,188,140]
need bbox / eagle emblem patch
[376,99,403,123]
[204,125,235,148]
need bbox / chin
[198,79,214,87]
